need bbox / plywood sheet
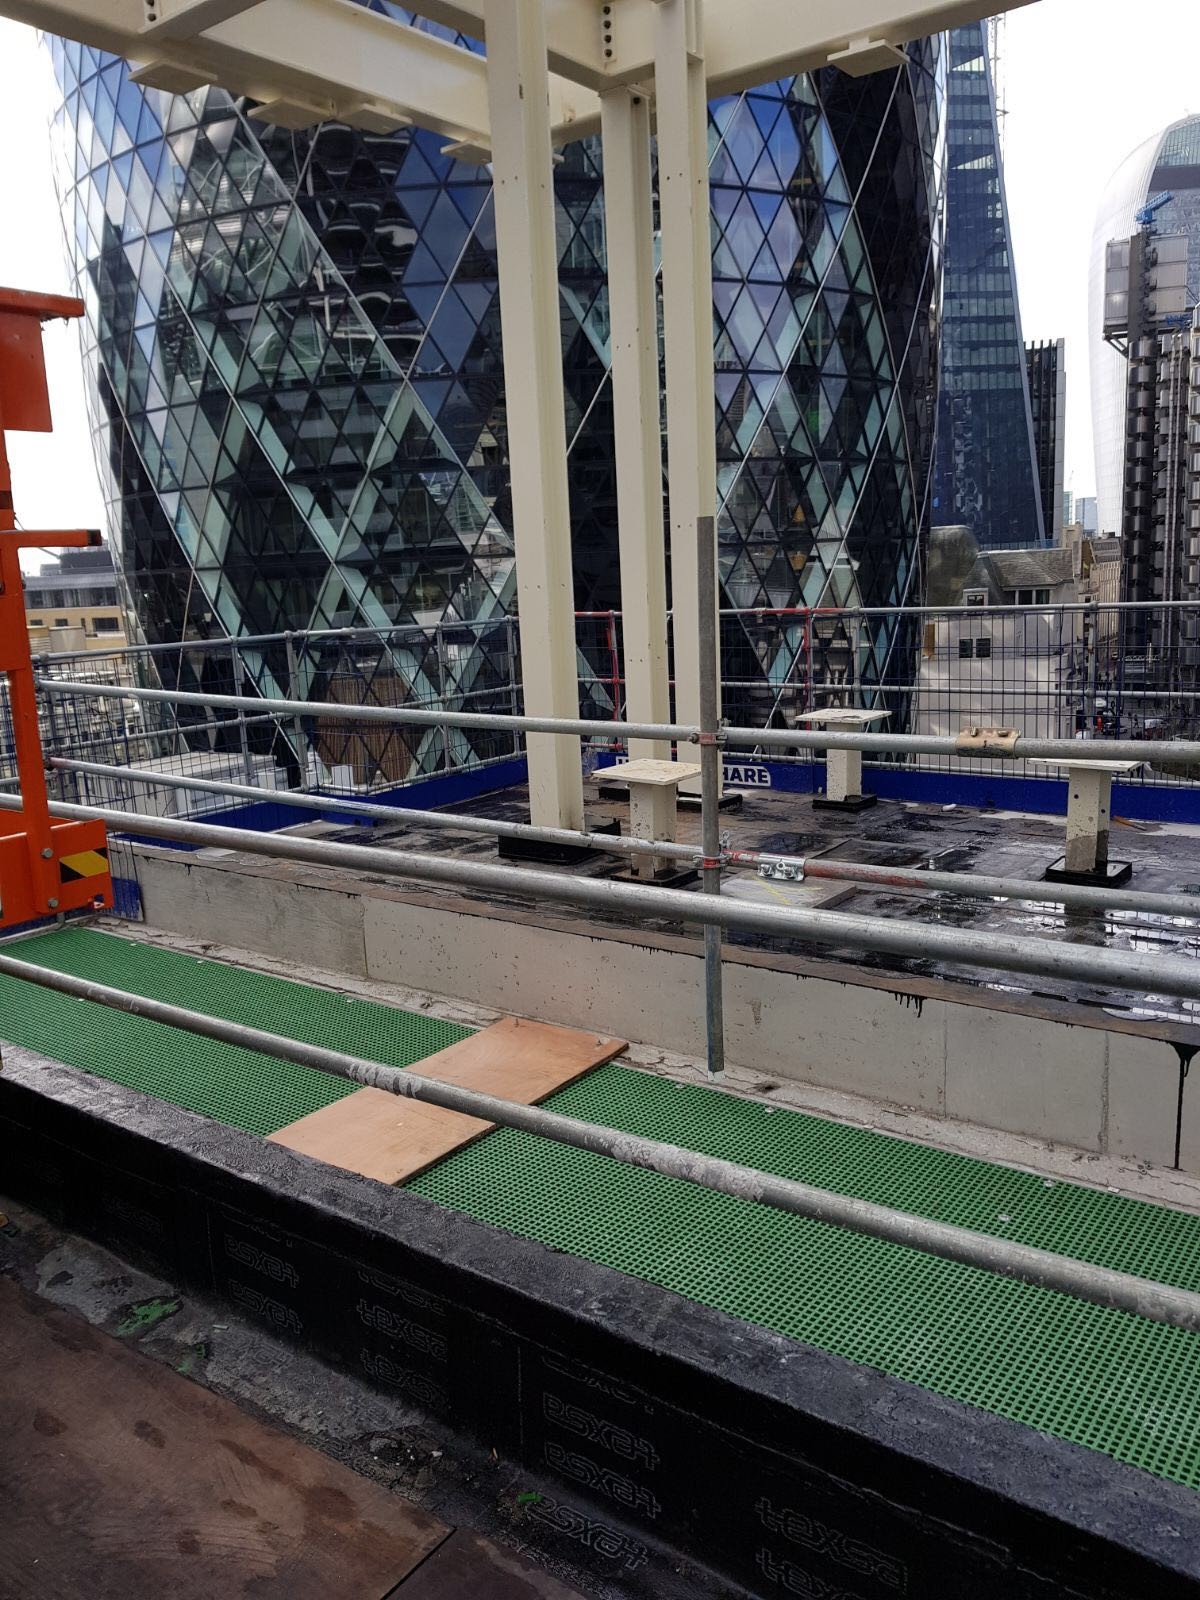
[268,1086,491,1184]
[267,1016,626,1185]
[0,1278,447,1599]
[411,1015,626,1102]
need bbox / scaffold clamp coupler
[955,725,1020,756]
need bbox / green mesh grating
[0,927,471,1136]
[408,1064,1200,1492]
[10,929,1200,1492]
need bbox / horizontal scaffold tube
[2,950,1199,1336]
[35,675,1200,767]
[50,757,677,863]
[6,791,1200,1003]
[52,756,1200,922]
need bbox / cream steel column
[483,0,585,828]
[653,0,720,787]
[599,86,670,760]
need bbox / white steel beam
[483,0,585,831]
[1,0,597,146]
[654,0,717,788]
[407,0,610,88]
[698,0,1035,96]
[377,0,1039,99]
[599,86,669,761]
[138,0,265,43]
[3,0,1040,143]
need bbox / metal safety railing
[8,530,1200,1338]
[40,755,1200,922]
[22,566,1200,1091]
[14,598,1200,803]
[4,943,1200,1338]
[31,674,1200,770]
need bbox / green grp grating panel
[0,927,472,1136]
[8,928,1200,1492]
[409,1064,1200,1492]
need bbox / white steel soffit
[4,0,1039,140]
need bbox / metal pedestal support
[798,709,890,813]
[600,759,701,884]
[813,747,878,813]
[1041,759,1142,888]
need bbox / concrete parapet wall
[131,843,1200,1177]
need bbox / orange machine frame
[0,286,112,928]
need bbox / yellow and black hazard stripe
[59,846,109,884]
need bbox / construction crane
[1137,190,1175,228]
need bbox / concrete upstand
[798,708,889,812]
[1037,758,1144,888]
[600,758,702,883]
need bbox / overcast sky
[1002,0,1198,508]
[0,1,1197,555]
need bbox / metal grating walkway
[0,927,471,1135]
[5,928,1200,1491]
[410,1067,1200,1491]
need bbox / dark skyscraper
[1025,338,1066,545]
[47,27,945,772]
[933,23,1044,549]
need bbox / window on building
[54,617,69,627]
[963,589,988,607]
[1013,588,1051,606]
[28,618,43,627]
[93,615,121,632]
[959,637,992,660]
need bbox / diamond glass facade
[933,24,1043,549]
[47,25,944,770]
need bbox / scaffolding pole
[7,792,1200,1005]
[45,756,1200,921]
[36,676,1200,767]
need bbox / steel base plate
[813,793,878,813]
[1044,857,1133,888]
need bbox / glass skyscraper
[1090,114,1200,538]
[1025,338,1065,545]
[933,24,1044,549]
[47,23,945,773]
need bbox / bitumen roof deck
[301,779,1200,1026]
[5,925,1200,1498]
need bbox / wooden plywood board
[0,1278,447,1599]
[267,1086,491,1185]
[411,1015,626,1102]
[267,1016,626,1186]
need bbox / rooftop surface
[289,779,1200,1026]
[6,925,1200,1498]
